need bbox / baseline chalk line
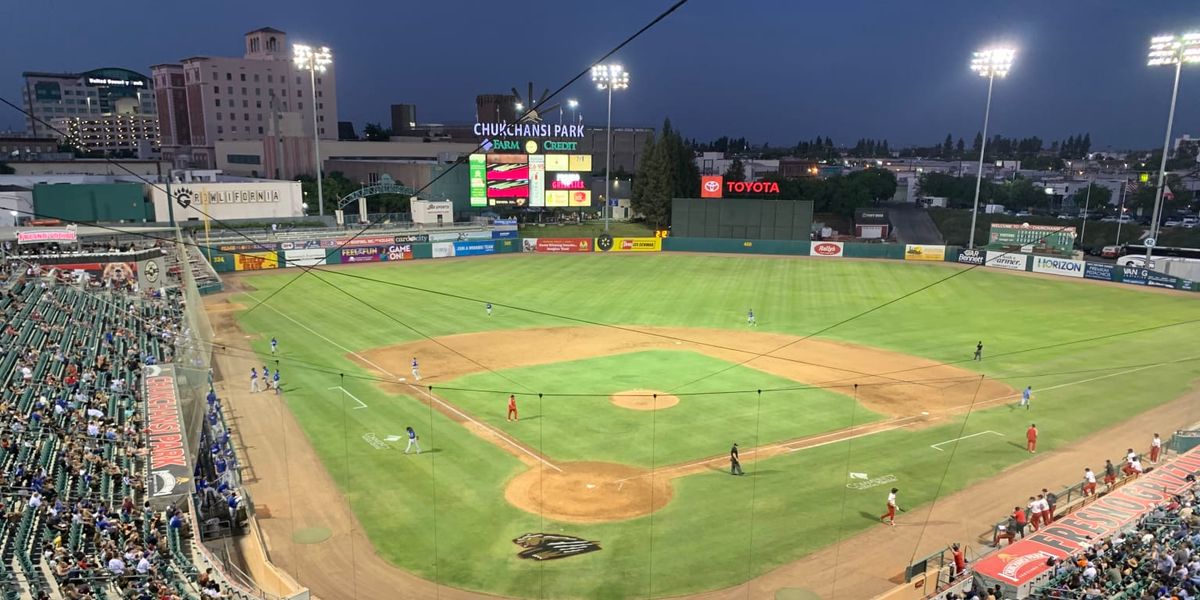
[930,430,1003,452]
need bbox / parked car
[1100,245,1123,259]
[1183,216,1199,228]
[1164,217,1183,227]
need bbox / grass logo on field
[513,533,601,561]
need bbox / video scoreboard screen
[469,152,594,208]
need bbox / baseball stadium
[4,8,1200,600]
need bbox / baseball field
[216,253,1200,599]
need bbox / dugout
[671,198,814,240]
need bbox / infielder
[270,337,278,355]
[411,357,421,381]
[880,487,899,525]
[404,426,421,454]
[1018,386,1032,410]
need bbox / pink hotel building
[152,27,337,171]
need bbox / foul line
[328,386,369,409]
[930,430,1003,452]
[251,296,563,473]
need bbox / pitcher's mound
[505,462,673,523]
[611,389,679,411]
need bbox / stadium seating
[0,265,250,599]
[1030,486,1200,599]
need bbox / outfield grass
[231,254,1200,597]
[438,350,881,466]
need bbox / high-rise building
[21,68,158,153]
[152,27,338,170]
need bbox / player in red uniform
[1026,424,1038,453]
[506,394,519,422]
[880,488,899,526]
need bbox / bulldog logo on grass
[513,533,601,561]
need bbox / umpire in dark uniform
[730,442,744,476]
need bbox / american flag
[1125,180,1138,194]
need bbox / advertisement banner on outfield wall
[235,251,278,271]
[278,240,324,251]
[984,251,1028,271]
[903,244,945,261]
[597,237,662,252]
[809,241,844,257]
[1084,262,1117,282]
[1031,256,1085,278]
[432,242,455,258]
[283,248,329,267]
[958,249,985,265]
[453,241,496,257]
[385,244,413,261]
[533,238,593,253]
[521,238,538,252]
[492,230,518,239]
[394,234,430,243]
[341,246,382,263]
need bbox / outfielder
[747,309,756,327]
[271,337,278,355]
[486,302,493,317]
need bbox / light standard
[591,64,630,233]
[966,47,1016,249]
[293,44,333,218]
[1144,32,1200,266]
[567,98,579,126]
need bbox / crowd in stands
[1032,481,1200,599]
[0,262,244,598]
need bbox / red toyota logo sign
[701,176,724,198]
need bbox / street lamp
[1144,32,1200,266]
[293,44,333,218]
[567,98,579,126]
[591,64,630,233]
[966,46,1016,249]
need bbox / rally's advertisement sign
[598,237,662,252]
[453,241,496,257]
[144,365,191,505]
[904,244,946,262]
[1031,256,1084,278]
[810,241,844,257]
[984,251,1028,271]
[974,448,1200,590]
[18,227,78,245]
[958,249,985,265]
[524,238,592,253]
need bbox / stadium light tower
[1144,32,1200,266]
[568,98,580,126]
[592,64,630,233]
[293,44,333,218]
[966,47,1016,250]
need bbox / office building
[152,27,338,170]
[53,114,160,157]
[21,68,157,143]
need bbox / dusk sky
[4,0,1199,150]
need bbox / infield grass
[229,253,1200,598]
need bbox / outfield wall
[199,232,1197,293]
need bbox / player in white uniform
[411,357,421,381]
[1083,467,1097,496]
